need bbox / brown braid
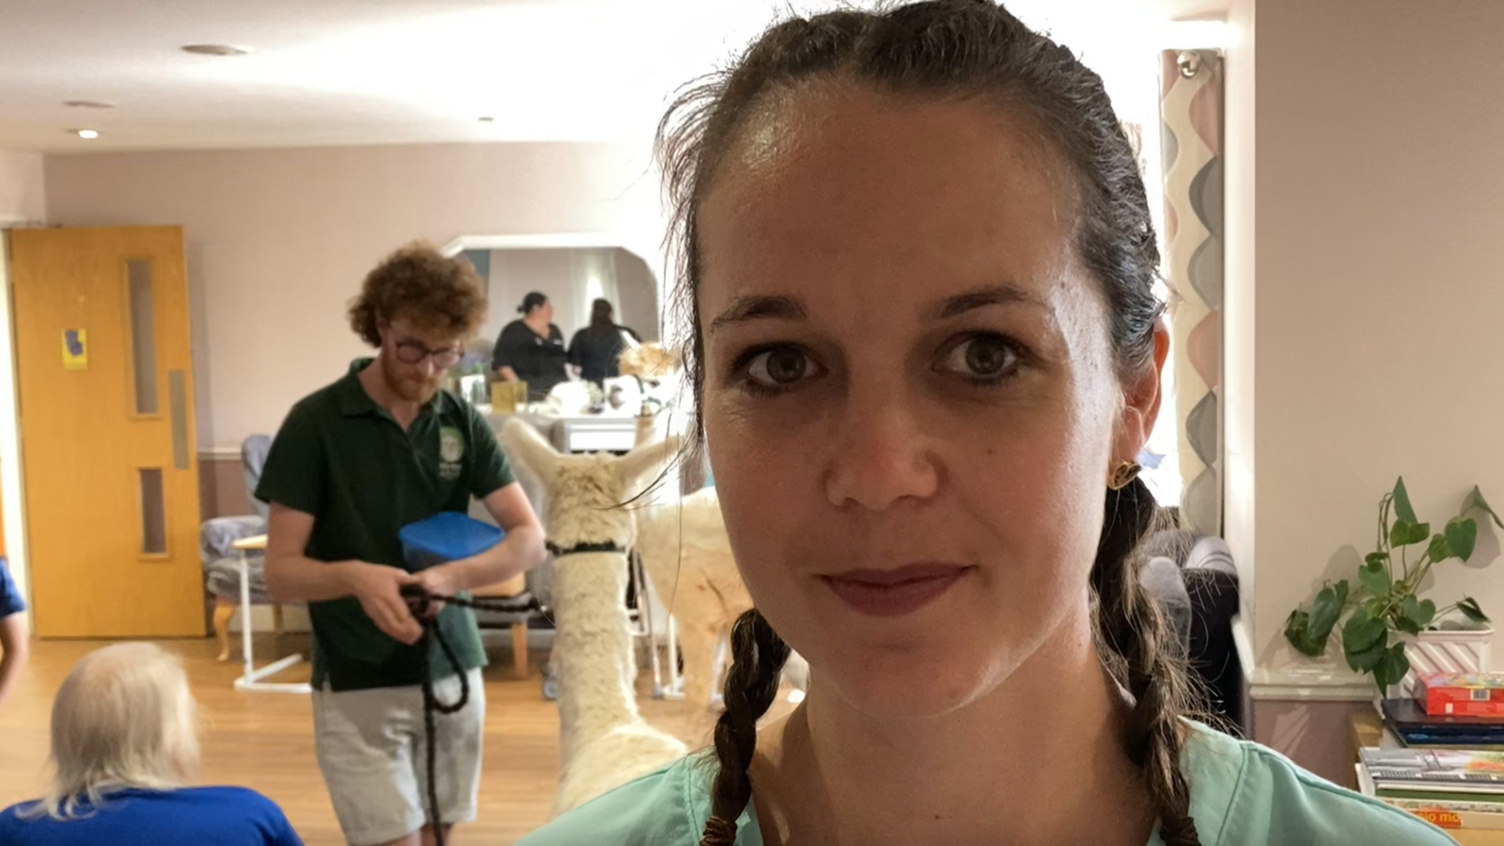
[699,609,791,846]
[1092,477,1200,845]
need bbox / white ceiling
[0,0,1228,153]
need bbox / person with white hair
[0,642,301,846]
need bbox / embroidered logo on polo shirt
[439,426,464,480]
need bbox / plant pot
[1391,625,1494,699]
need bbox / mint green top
[514,724,1455,845]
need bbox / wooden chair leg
[212,596,235,662]
[511,621,529,680]
[272,603,285,637]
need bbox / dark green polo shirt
[255,359,515,692]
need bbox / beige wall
[1214,0,1504,782]
[1223,0,1257,639]
[42,142,663,450]
[1252,699,1371,788]
[0,153,43,622]
[484,248,579,346]
[1241,0,1504,782]
[0,149,45,225]
[200,453,252,520]
[480,246,662,355]
[615,250,660,343]
[1248,0,1504,673]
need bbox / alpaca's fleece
[636,486,811,706]
[617,344,684,415]
[635,487,753,707]
[617,343,680,380]
[498,419,688,815]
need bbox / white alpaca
[498,418,688,816]
[618,343,684,418]
[629,419,810,707]
[635,486,754,707]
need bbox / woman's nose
[823,392,940,511]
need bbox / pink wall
[615,250,660,343]
[1250,0,1504,670]
[479,247,662,354]
[42,142,662,449]
[1253,699,1370,788]
[200,457,250,521]
[1222,0,1256,638]
[0,149,45,225]
[1239,0,1504,778]
[483,248,578,345]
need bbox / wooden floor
[0,633,749,845]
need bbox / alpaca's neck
[633,413,658,448]
[551,551,642,765]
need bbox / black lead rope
[400,585,539,846]
[398,542,612,844]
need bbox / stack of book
[1358,748,1504,830]
[1358,672,1504,832]
[1381,698,1504,750]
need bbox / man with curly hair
[257,241,546,846]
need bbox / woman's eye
[939,334,1019,380]
[745,347,815,388]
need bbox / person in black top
[567,298,642,387]
[492,292,568,401]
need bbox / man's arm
[264,503,422,644]
[0,613,28,709]
[496,365,519,382]
[413,483,545,595]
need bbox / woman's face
[697,85,1164,718]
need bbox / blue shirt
[0,559,24,617]
[514,723,1455,845]
[0,786,301,846]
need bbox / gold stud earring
[1108,460,1142,491]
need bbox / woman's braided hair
[655,3,1197,844]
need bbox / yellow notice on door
[62,329,88,370]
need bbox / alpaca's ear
[499,418,560,487]
[616,434,683,494]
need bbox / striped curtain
[1159,49,1224,536]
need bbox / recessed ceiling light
[73,129,100,139]
[64,100,115,109]
[477,116,494,123]
[181,44,249,56]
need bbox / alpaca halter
[546,539,624,557]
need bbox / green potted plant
[1285,478,1502,692]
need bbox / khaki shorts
[312,669,485,846]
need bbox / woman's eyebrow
[931,284,1046,319]
[709,294,808,335]
[707,285,1044,334]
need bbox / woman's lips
[819,563,971,618]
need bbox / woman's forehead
[697,85,1078,311]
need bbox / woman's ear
[1112,319,1169,463]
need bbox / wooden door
[9,226,202,637]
